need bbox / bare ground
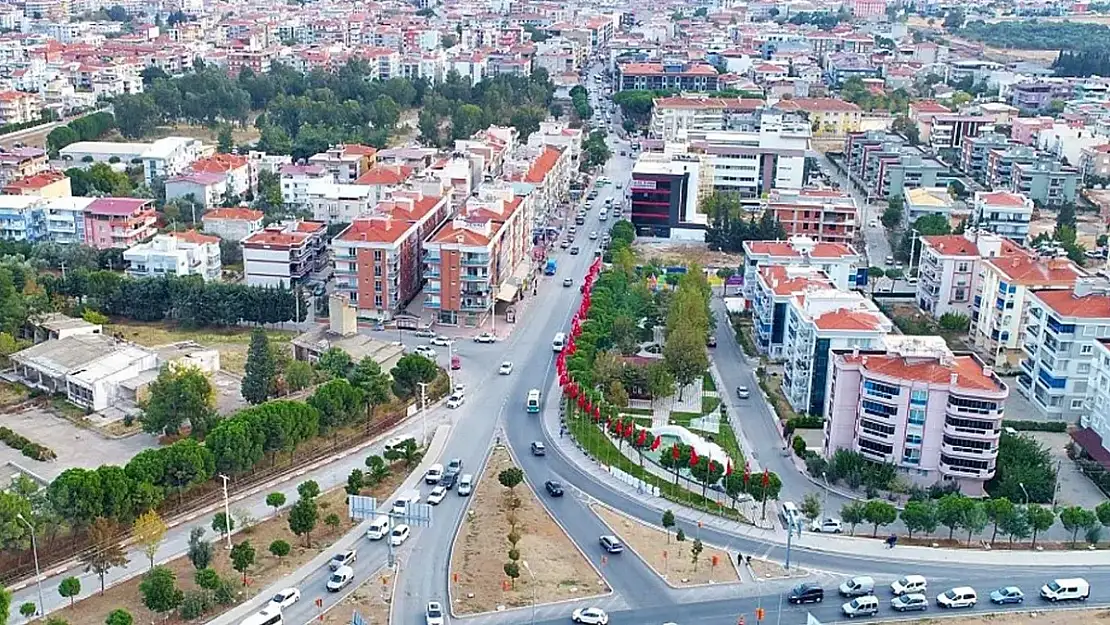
[591,504,739,586]
[747,557,808,580]
[450,445,605,614]
[106,321,295,374]
[903,609,1110,625]
[317,568,395,625]
[35,468,409,625]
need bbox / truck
[544,259,557,275]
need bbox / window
[908,408,926,425]
[1082,344,1094,355]
[374,295,383,308]
[902,449,921,465]
[374,250,383,261]
[910,389,928,405]
[1079,363,1091,375]
[905,433,922,445]
[863,380,900,400]
[1071,399,1085,409]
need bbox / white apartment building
[123,231,222,281]
[1017,278,1110,421]
[973,191,1034,244]
[43,196,94,244]
[682,113,811,199]
[751,265,835,359]
[526,122,583,170]
[59,137,205,186]
[1078,338,1110,463]
[916,232,1006,320]
[972,251,1083,370]
[280,164,331,208]
[781,290,892,416]
[650,96,762,142]
[742,236,862,303]
[241,221,328,288]
[0,91,40,125]
[306,181,375,224]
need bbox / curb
[302,562,392,625]
[442,434,501,619]
[588,501,743,590]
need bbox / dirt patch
[631,241,744,270]
[592,504,739,586]
[450,445,604,615]
[0,382,30,408]
[903,608,1110,625]
[106,321,295,375]
[318,568,395,625]
[36,467,409,625]
[747,557,808,580]
[145,121,262,145]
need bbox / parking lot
[0,407,158,481]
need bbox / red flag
[671,444,680,460]
[708,460,716,474]
[761,469,770,488]
[592,405,601,418]
[651,436,661,451]
[689,448,699,467]
[743,462,751,485]
[605,419,611,432]
[726,462,733,476]
[636,429,647,446]
[624,422,634,439]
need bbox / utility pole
[16,514,44,617]
[219,474,232,549]
[784,516,800,570]
[417,381,429,445]
[59,260,66,281]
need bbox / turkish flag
[761,469,770,488]
[708,460,716,474]
[689,448,699,467]
[569,385,579,399]
[624,422,634,438]
[726,462,733,476]
[671,444,680,460]
[636,429,647,446]
[577,396,586,409]
[651,436,661,451]
[592,405,601,418]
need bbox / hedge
[786,416,824,430]
[0,426,57,461]
[1002,420,1067,433]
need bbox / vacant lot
[906,609,1110,625]
[146,122,262,145]
[450,445,604,614]
[593,504,739,586]
[107,321,296,375]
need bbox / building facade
[973,191,1034,244]
[241,220,328,288]
[83,198,157,250]
[123,231,222,281]
[765,188,858,245]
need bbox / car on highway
[268,587,301,610]
[474,332,497,343]
[425,464,444,484]
[413,329,436,338]
[936,587,977,609]
[571,607,609,624]
[563,277,574,287]
[499,361,514,375]
[326,566,354,592]
[545,480,564,496]
[446,393,465,409]
[390,524,411,546]
[560,239,571,249]
[439,472,459,490]
[811,518,843,533]
[990,586,1024,604]
[891,575,927,596]
[787,582,824,604]
[570,246,581,255]
[891,593,928,612]
[869,220,878,228]
[589,231,598,240]
[531,441,546,456]
[839,576,875,597]
[458,474,474,496]
[429,335,452,346]
[328,549,356,570]
[426,601,445,625]
[599,535,624,553]
[446,458,463,474]
[427,485,447,505]
[736,386,750,399]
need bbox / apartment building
[649,96,764,142]
[83,198,157,250]
[241,220,327,288]
[628,153,705,240]
[1010,159,1080,206]
[617,61,722,92]
[684,113,811,200]
[903,187,955,226]
[742,236,862,303]
[201,207,264,242]
[423,186,532,326]
[506,145,569,223]
[825,336,1008,495]
[123,231,222,281]
[188,153,253,199]
[1079,143,1110,180]
[916,232,1010,319]
[1017,278,1110,421]
[306,182,375,224]
[353,164,415,201]
[280,164,331,208]
[0,147,49,185]
[2,170,71,198]
[843,131,949,201]
[985,145,1038,189]
[959,132,1010,183]
[331,191,449,320]
[765,188,858,245]
[973,191,1034,244]
[43,197,94,245]
[526,122,583,170]
[0,196,43,241]
[309,144,378,183]
[1076,338,1110,465]
[751,265,835,359]
[165,173,229,210]
[923,115,991,150]
[972,251,1082,369]
[782,290,892,417]
[0,91,40,125]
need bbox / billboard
[630,178,657,191]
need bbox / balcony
[939,455,994,479]
[943,418,1000,441]
[460,272,489,281]
[941,440,998,460]
[461,255,490,266]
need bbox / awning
[1071,427,1110,471]
[497,282,519,302]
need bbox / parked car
[891,575,928,596]
[426,601,445,625]
[811,518,843,533]
[446,393,465,409]
[430,335,452,346]
[936,587,977,609]
[414,346,437,360]
[474,332,497,343]
[571,608,609,625]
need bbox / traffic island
[317,566,395,625]
[746,557,808,581]
[449,445,605,615]
[591,503,740,587]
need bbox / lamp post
[417,382,429,445]
[522,560,537,625]
[219,474,232,549]
[17,513,45,617]
[1019,482,1030,507]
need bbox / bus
[240,608,283,625]
[552,332,566,352]
[526,389,541,413]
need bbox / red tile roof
[2,170,67,192]
[987,255,1081,287]
[524,146,562,184]
[190,153,249,174]
[814,308,887,331]
[203,207,264,221]
[654,97,763,111]
[758,265,834,296]
[354,164,413,186]
[922,235,979,257]
[1031,288,1110,319]
[173,230,220,245]
[85,197,153,216]
[911,100,951,114]
[978,191,1028,208]
[844,353,1002,391]
[620,62,718,76]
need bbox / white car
[390,524,411,546]
[430,335,453,346]
[426,601,445,625]
[453,383,466,395]
[571,607,609,624]
[474,332,497,343]
[268,587,301,610]
[499,361,514,375]
[811,518,843,533]
[414,346,437,360]
[589,231,598,240]
[425,464,444,484]
[446,393,465,409]
[427,485,448,505]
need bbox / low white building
[59,137,205,186]
[123,231,222,281]
[305,181,375,224]
[974,191,1034,244]
[201,207,265,242]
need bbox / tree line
[1053,50,1110,78]
[45,111,116,155]
[417,70,554,149]
[959,19,1110,55]
[703,192,787,254]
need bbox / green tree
[661,509,676,543]
[217,124,234,153]
[315,347,352,379]
[106,609,133,625]
[503,561,520,589]
[241,328,276,404]
[187,527,212,570]
[230,540,256,583]
[307,378,364,431]
[961,501,989,544]
[82,518,128,593]
[350,356,392,427]
[690,538,704,570]
[298,480,321,500]
[194,568,220,590]
[365,454,391,486]
[284,359,315,392]
[998,506,1031,546]
[139,566,183,616]
[266,492,286,516]
[798,493,821,523]
[288,497,318,547]
[269,539,290,560]
[1097,500,1110,528]
[133,509,167,568]
[900,499,938,538]
[141,365,215,436]
[211,511,234,538]
[662,324,709,400]
[113,93,161,138]
[861,500,897,537]
[498,466,525,500]
[1059,505,1098,547]
[20,602,36,618]
[987,432,1057,503]
[346,469,364,495]
[984,498,1015,546]
[881,196,904,228]
[1026,503,1056,549]
[390,353,439,398]
[58,577,81,606]
[937,493,973,540]
[383,438,422,467]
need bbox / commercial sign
[630,178,656,191]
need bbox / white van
[936,586,977,609]
[841,595,879,618]
[458,473,474,496]
[424,464,444,484]
[891,575,927,596]
[780,501,801,528]
[366,515,390,540]
[839,576,875,597]
[1040,578,1090,602]
[599,209,608,222]
[326,566,354,592]
[552,332,567,352]
[391,489,420,514]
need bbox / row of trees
[1053,50,1110,77]
[959,19,1110,56]
[45,111,117,155]
[569,85,592,121]
[417,70,554,149]
[582,130,611,170]
[704,192,788,253]
[840,77,911,114]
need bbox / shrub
[1002,420,1067,433]
[791,435,807,458]
[194,568,220,590]
[178,590,213,620]
[213,579,236,605]
[787,416,824,430]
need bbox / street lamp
[522,560,537,625]
[218,474,232,549]
[16,513,45,617]
[1019,482,1030,506]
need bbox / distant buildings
[201,207,265,242]
[59,137,205,186]
[765,188,858,245]
[617,61,722,92]
[123,231,222,281]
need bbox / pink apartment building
[83,198,157,249]
[824,337,1009,495]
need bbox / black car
[788,583,824,605]
[438,472,459,490]
[544,480,564,497]
[570,246,580,255]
